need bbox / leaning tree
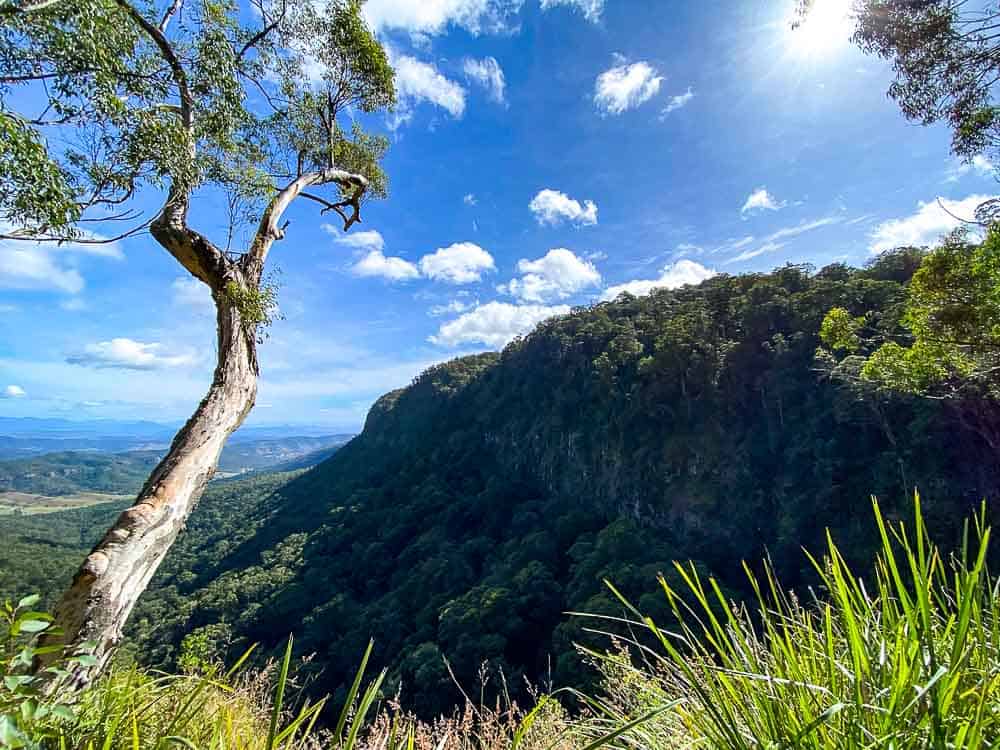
[0,0,394,684]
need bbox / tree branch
[237,0,287,61]
[244,167,368,274]
[150,191,231,288]
[112,0,193,129]
[158,0,184,32]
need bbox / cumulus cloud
[323,227,386,252]
[430,301,570,347]
[499,248,601,303]
[463,56,506,104]
[2,385,26,399]
[529,189,598,226]
[661,87,694,117]
[67,338,198,370]
[601,259,716,300]
[594,60,662,115]
[463,193,478,206]
[870,194,997,254]
[362,0,522,36]
[351,250,421,281]
[539,0,603,21]
[390,53,466,126]
[419,242,496,283]
[741,187,785,215]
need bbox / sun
[784,0,855,60]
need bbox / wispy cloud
[741,187,786,215]
[660,87,694,117]
[463,56,506,104]
[362,0,522,36]
[539,0,603,22]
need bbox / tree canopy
[0,0,394,245]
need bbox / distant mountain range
[0,431,354,496]
[0,417,354,460]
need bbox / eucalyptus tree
[798,0,1000,173]
[0,0,394,683]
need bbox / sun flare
[785,0,854,59]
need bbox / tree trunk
[42,292,257,686]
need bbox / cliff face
[131,257,1000,717]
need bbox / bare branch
[237,0,287,61]
[158,0,184,32]
[0,219,152,245]
[244,167,368,274]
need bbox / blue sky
[1,0,997,430]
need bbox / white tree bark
[44,291,257,683]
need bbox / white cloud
[726,241,786,264]
[946,155,995,182]
[529,189,598,226]
[661,87,694,117]
[0,227,123,296]
[390,53,466,126]
[463,193,478,206]
[350,250,421,281]
[429,299,476,316]
[601,259,716,300]
[539,0,603,22]
[419,242,496,283]
[362,0,521,36]
[499,248,601,302]
[2,385,26,399]
[171,276,214,314]
[741,187,786,215]
[0,245,85,294]
[594,60,662,115]
[869,194,997,254]
[67,338,198,370]
[430,301,570,347]
[323,227,386,252]
[463,56,506,104]
[766,216,840,241]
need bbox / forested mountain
[107,253,1000,716]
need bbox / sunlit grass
[581,494,1000,748]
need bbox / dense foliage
[821,230,1000,398]
[0,452,160,496]
[0,472,297,608]
[111,255,999,717]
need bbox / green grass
[582,493,1000,748]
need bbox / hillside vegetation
[0,436,350,497]
[106,253,998,716]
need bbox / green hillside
[110,253,997,716]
